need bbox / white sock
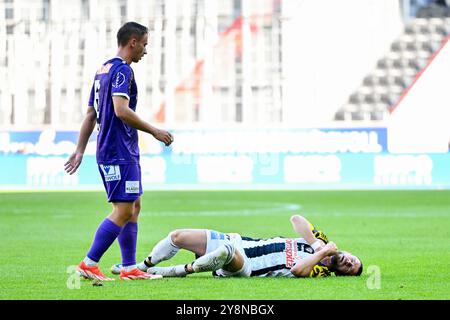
[123,264,136,272]
[83,256,98,267]
[136,261,148,271]
[192,244,235,273]
[147,264,188,277]
[148,233,180,265]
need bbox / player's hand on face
[64,152,83,175]
[153,129,174,146]
[323,241,338,256]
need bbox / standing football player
[64,22,173,281]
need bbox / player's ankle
[83,256,98,267]
[123,264,137,272]
[144,257,155,268]
[185,263,194,273]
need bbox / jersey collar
[114,56,127,63]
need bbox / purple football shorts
[98,164,143,203]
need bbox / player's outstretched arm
[290,215,324,250]
[64,106,96,175]
[290,242,337,278]
[113,96,174,146]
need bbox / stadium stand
[334,5,450,121]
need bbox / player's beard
[133,50,144,63]
[133,55,141,63]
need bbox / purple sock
[86,218,122,263]
[118,222,138,267]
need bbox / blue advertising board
[1,128,449,190]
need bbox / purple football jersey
[88,57,139,164]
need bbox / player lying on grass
[111,215,363,278]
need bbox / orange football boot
[77,261,115,281]
[120,268,163,280]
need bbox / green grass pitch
[0,190,449,300]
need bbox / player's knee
[112,202,136,221]
[169,229,184,246]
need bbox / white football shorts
[205,229,252,277]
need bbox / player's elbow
[291,215,312,227]
[112,96,130,120]
[86,106,96,120]
[297,266,313,278]
[292,267,310,278]
[114,106,128,121]
[88,114,96,124]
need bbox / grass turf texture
[0,190,449,300]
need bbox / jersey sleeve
[309,264,332,278]
[111,65,133,100]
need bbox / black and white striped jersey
[240,236,315,277]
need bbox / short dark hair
[117,22,148,47]
[355,262,363,276]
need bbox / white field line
[140,201,302,217]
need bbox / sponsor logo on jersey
[285,239,298,268]
[125,181,140,193]
[96,63,113,75]
[100,165,121,182]
[112,72,126,88]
